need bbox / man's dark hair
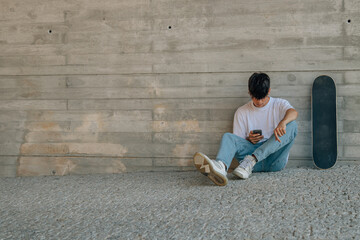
[248,72,270,100]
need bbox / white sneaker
[193,152,228,186]
[233,155,257,179]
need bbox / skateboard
[312,75,337,169]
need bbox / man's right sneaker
[193,152,228,186]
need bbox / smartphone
[252,129,262,135]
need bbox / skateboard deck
[312,75,337,169]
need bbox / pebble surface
[1,165,359,239]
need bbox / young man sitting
[194,72,298,186]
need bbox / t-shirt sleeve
[233,109,246,139]
[278,99,294,117]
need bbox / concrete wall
[1,0,359,177]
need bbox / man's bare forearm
[280,108,298,125]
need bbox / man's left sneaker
[233,155,257,179]
[193,152,228,186]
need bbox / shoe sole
[232,169,249,179]
[193,152,228,186]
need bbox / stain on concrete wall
[0,0,359,176]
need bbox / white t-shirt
[233,97,294,143]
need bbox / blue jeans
[215,121,298,172]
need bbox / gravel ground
[1,165,359,240]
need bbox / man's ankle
[217,160,227,171]
[222,161,228,171]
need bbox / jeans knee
[286,120,297,129]
[287,120,297,128]
[223,132,233,139]
[287,121,298,136]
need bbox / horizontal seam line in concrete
[1,69,360,77]
[0,70,357,77]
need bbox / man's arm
[274,108,298,142]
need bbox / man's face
[251,97,269,108]
[251,96,270,107]
[249,88,271,108]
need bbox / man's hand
[274,121,287,142]
[247,131,264,144]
